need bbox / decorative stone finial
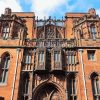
[4,8,12,16]
[88,8,96,16]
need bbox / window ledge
[88,60,96,62]
[0,83,7,86]
[94,94,100,96]
[70,94,77,96]
[0,37,19,40]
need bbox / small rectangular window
[72,55,75,65]
[2,26,9,39]
[87,50,95,61]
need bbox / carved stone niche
[88,8,96,16]
[4,8,11,16]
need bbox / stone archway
[33,82,64,100]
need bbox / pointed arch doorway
[33,83,64,100]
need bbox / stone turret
[4,8,11,16]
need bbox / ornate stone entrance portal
[33,83,63,100]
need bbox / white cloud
[1,0,99,19]
[96,9,100,16]
[30,0,92,18]
[0,0,22,15]
[31,0,67,18]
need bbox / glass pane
[25,96,28,100]
[54,51,60,62]
[91,27,96,33]
[39,52,44,62]
[3,33,6,38]
[88,54,91,60]
[3,27,7,32]
[5,33,9,39]
[68,55,71,64]
[6,27,9,32]
[73,79,76,94]
[58,53,60,61]
[25,55,28,63]
[2,70,8,83]
[28,55,31,63]
[72,55,75,64]
[39,53,41,62]
[88,51,95,61]
[96,79,100,94]
[4,57,10,68]
[0,70,3,82]
[90,26,96,39]
[42,53,44,62]
[70,96,73,100]
[25,54,31,64]
[25,79,28,93]
[54,52,57,61]
[94,96,97,100]
[74,96,77,100]
[2,26,9,39]
[70,79,72,94]
[3,33,8,39]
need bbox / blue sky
[0,0,100,18]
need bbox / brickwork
[0,8,100,100]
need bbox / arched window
[67,74,77,100]
[90,72,100,100]
[90,24,97,39]
[0,53,10,83]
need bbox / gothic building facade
[0,8,100,100]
